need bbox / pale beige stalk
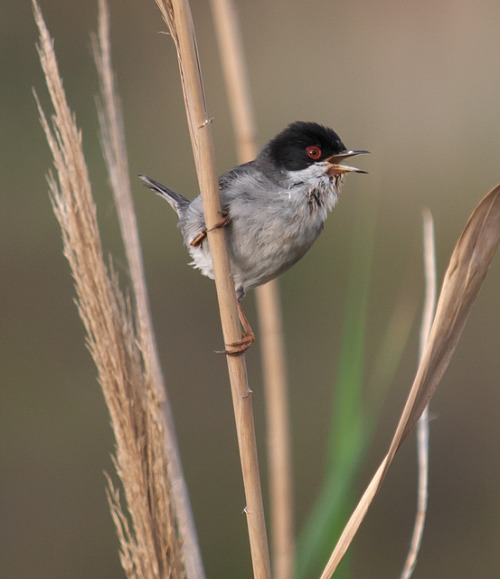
[33,1,184,576]
[153,1,271,576]
[92,1,204,577]
[210,1,294,577]
[320,184,500,578]
[209,0,256,162]
[397,210,435,578]
[399,210,436,579]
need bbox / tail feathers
[139,174,190,216]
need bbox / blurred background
[2,0,500,577]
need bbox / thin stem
[209,0,256,162]
[209,1,294,577]
[400,210,436,579]
[256,282,294,579]
[92,2,204,577]
[153,1,271,576]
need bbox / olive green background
[2,1,500,577]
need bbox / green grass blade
[295,208,373,578]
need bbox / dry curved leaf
[321,184,500,578]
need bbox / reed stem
[400,210,436,579]
[210,1,294,576]
[154,1,271,576]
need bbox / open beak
[326,149,370,175]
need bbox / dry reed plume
[33,1,185,576]
[92,1,204,575]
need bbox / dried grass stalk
[256,282,294,579]
[209,0,256,162]
[321,184,500,578]
[209,1,294,577]
[400,210,436,579]
[91,2,204,576]
[153,0,271,576]
[33,1,184,576]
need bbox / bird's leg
[197,209,249,356]
[190,212,230,247]
[221,300,255,356]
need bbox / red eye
[306,145,322,160]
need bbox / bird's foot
[190,212,230,247]
[216,330,255,357]
[207,211,231,233]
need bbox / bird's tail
[139,174,190,216]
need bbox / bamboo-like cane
[153,1,271,576]
[209,1,295,577]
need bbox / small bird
[141,121,367,354]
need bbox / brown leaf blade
[320,184,500,578]
[400,184,500,444]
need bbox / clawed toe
[214,300,256,356]
[216,330,255,356]
[223,331,255,356]
[208,211,231,233]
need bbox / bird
[140,121,368,355]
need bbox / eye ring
[306,145,322,160]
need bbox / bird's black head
[260,121,347,173]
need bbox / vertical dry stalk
[209,0,256,162]
[33,1,183,576]
[91,2,204,576]
[400,210,436,579]
[209,1,294,577]
[320,184,500,578]
[400,211,436,577]
[255,283,294,578]
[153,1,271,577]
